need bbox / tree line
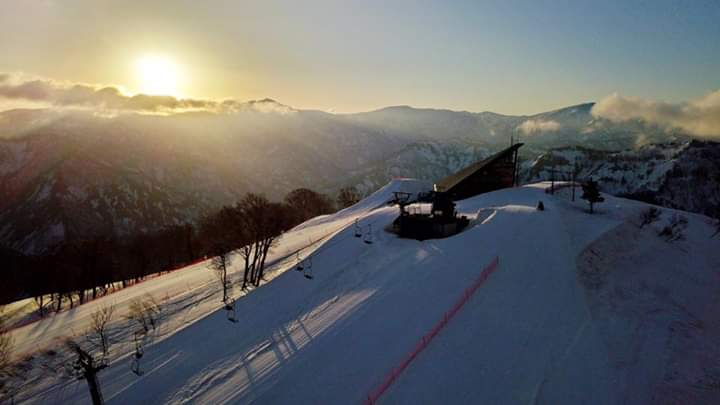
[1,186,361,310]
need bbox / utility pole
[550,165,555,195]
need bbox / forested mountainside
[0,101,701,253]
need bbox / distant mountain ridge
[0,100,706,253]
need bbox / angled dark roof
[435,143,523,192]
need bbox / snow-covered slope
[524,140,720,216]
[577,212,720,403]
[10,180,720,404]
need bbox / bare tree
[211,253,232,303]
[127,296,161,335]
[0,313,13,381]
[237,230,254,291]
[337,186,360,209]
[236,195,292,287]
[236,194,270,288]
[254,202,292,286]
[0,324,11,372]
[200,195,293,291]
[200,207,238,299]
[88,306,115,361]
[0,312,14,403]
[284,188,334,225]
[0,306,29,405]
[126,297,161,376]
[34,295,46,318]
[658,214,688,242]
[711,205,720,239]
[62,305,116,405]
[638,207,662,229]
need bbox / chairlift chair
[303,255,314,280]
[363,224,373,244]
[295,253,304,271]
[131,332,144,375]
[133,331,144,355]
[225,298,238,323]
[354,219,362,238]
[131,357,143,376]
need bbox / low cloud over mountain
[517,119,561,135]
[0,72,294,114]
[592,90,720,139]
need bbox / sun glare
[135,55,181,97]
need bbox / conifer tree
[581,180,604,214]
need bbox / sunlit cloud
[0,72,295,115]
[517,119,561,135]
[592,91,720,139]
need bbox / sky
[0,0,719,115]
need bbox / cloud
[517,119,561,135]
[0,72,294,115]
[592,91,720,139]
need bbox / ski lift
[131,357,143,376]
[224,298,238,323]
[303,255,314,280]
[363,224,373,244]
[131,331,145,376]
[295,252,304,271]
[354,219,362,238]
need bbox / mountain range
[0,99,714,253]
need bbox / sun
[135,55,181,96]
